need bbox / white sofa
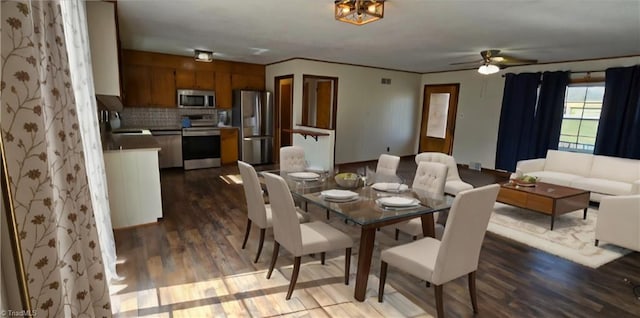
[516,150,640,202]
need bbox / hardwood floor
[112,157,640,317]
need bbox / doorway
[419,84,460,154]
[274,75,293,163]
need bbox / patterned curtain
[1,1,111,316]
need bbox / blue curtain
[531,71,570,158]
[495,72,541,171]
[594,65,640,159]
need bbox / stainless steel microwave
[177,89,216,108]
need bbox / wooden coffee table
[497,181,590,230]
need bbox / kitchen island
[103,130,163,229]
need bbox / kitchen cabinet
[103,149,162,228]
[176,70,215,90]
[232,74,265,91]
[221,128,238,164]
[216,72,232,108]
[123,65,176,107]
[123,65,151,106]
[150,67,177,107]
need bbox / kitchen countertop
[102,132,161,152]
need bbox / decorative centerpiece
[512,175,538,187]
[334,172,361,189]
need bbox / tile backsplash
[120,107,221,128]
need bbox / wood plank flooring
[112,157,640,317]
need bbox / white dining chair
[376,154,401,176]
[378,184,500,318]
[237,161,306,263]
[395,161,448,240]
[263,172,353,300]
[280,146,307,173]
[415,152,473,196]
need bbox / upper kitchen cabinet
[231,74,265,91]
[122,65,151,106]
[215,72,232,108]
[123,65,176,107]
[86,1,123,110]
[122,50,264,108]
[176,70,216,90]
[150,67,177,107]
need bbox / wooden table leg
[583,208,588,220]
[421,213,436,238]
[550,214,555,230]
[354,227,376,301]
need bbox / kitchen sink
[111,129,151,135]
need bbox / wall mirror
[302,75,338,130]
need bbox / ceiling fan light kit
[478,64,500,75]
[335,0,384,25]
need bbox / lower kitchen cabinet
[104,149,162,228]
[221,128,238,164]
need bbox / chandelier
[335,0,385,26]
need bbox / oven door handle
[183,130,220,137]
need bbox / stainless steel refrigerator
[232,90,274,164]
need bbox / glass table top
[260,170,453,226]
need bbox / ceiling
[116,0,640,73]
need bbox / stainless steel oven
[182,127,220,170]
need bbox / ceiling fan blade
[481,49,501,62]
[497,56,538,65]
[450,59,483,66]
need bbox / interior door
[419,84,460,154]
[316,81,332,129]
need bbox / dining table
[261,170,452,301]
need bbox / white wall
[266,56,639,168]
[266,59,422,164]
[422,56,640,170]
[86,1,120,96]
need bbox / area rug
[487,203,631,268]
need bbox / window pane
[585,86,605,102]
[558,84,604,154]
[566,87,586,102]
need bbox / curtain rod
[501,69,606,77]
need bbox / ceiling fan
[451,49,538,74]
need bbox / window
[558,84,605,153]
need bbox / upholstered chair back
[415,152,461,181]
[280,146,307,173]
[263,172,304,255]
[238,161,268,228]
[377,154,401,176]
[412,162,448,196]
[432,184,500,285]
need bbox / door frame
[419,83,460,155]
[274,74,294,163]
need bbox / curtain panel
[594,65,640,159]
[531,71,570,158]
[1,1,111,316]
[495,72,541,172]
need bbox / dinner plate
[323,196,359,203]
[288,172,320,180]
[372,183,409,192]
[321,189,359,199]
[377,196,419,207]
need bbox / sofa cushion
[571,177,633,196]
[590,155,640,183]
[527,171,583,187]
[544,150,593,177]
